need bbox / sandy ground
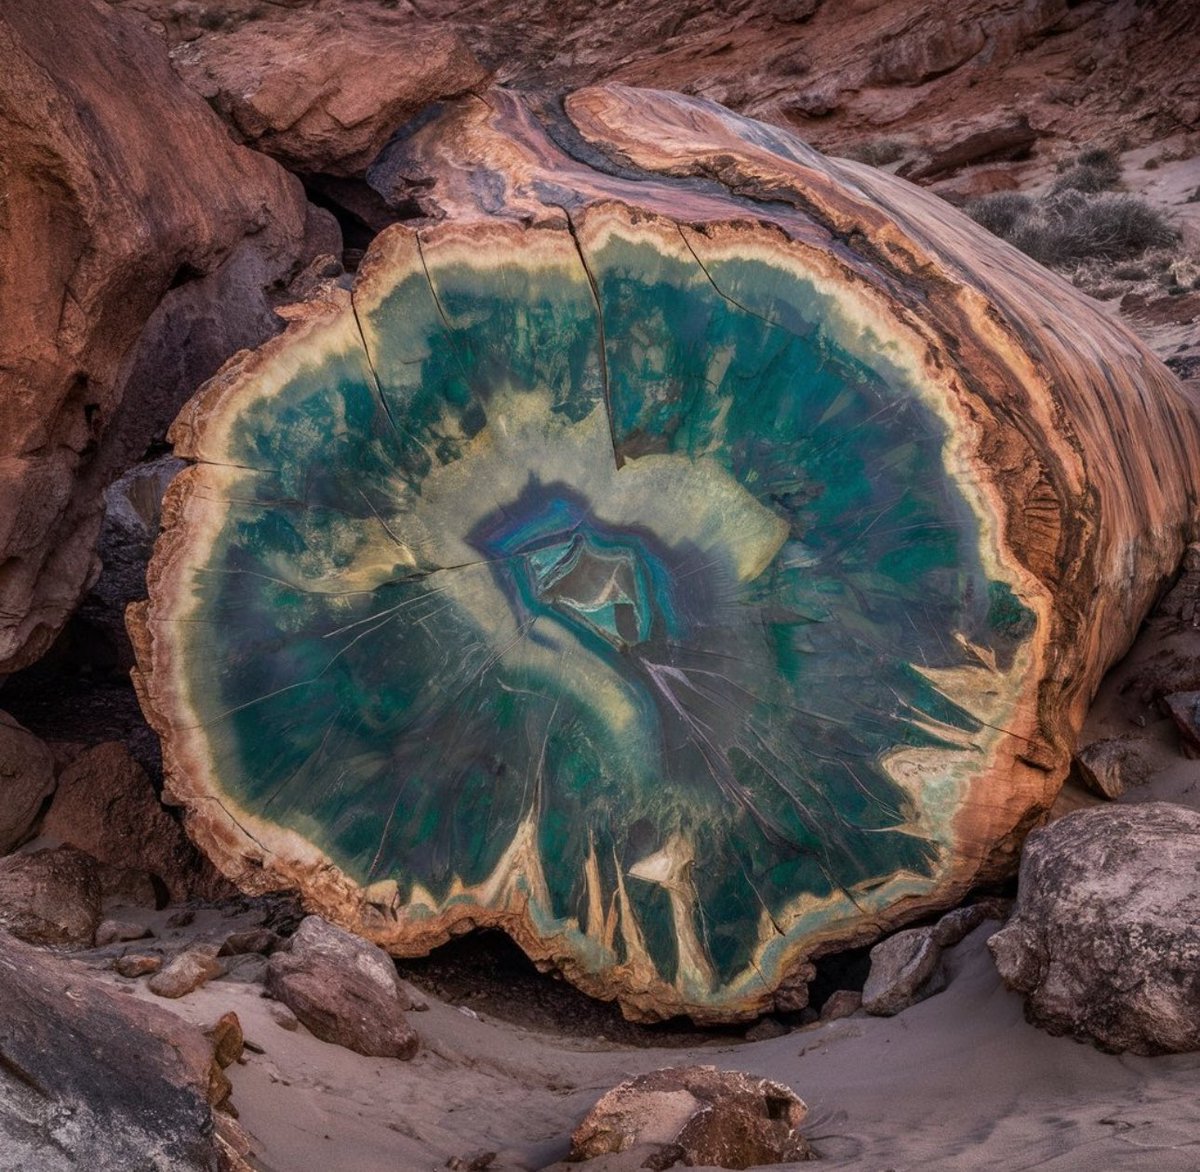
[90,907,1200,1172]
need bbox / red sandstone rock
[0,711,55,855]
[570,1066,812,1168]
[42,741,231,902]
[167,6,490,177]
[0,846,102,948]
[0,0,333,674]
[265,916,418,1059]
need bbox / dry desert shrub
[967,189,1177,267]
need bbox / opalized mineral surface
[133,86,1200,1021]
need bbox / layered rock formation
[146,2,1200,154]
[131,85,1200,1021]
[0,0,335,674]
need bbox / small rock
[269,1003,300,1031]
[208,1062,235,1115]
[265,916,418,1059]
[818,990,862,1021]
[218,927,281,956]
[0,846,102,948]
[570,1065,812,1168]
[221,952,269,984]
[744,1016,789,1042]
[931,898,1010,949]
[1163,692,1200,758]
[148,948,223,998]
[862,926,946,1016]
[115,953,163,978]
[166,909,196,929]
[1073,737,1151,798]
[446,1152,496,1171]
[96,919,153,946]
[205,1011,244,1069]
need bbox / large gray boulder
[988,802,1200,1054]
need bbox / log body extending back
[130,85,1200,1022]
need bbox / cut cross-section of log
[130,85,1200,1022]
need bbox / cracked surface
[132,85,1200,1022]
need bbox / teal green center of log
[183,227,1036,1006]
[527,534,649,648]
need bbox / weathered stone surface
[1157,543,1200,630]
[931,899,1011,949]
[0,711,55,855]
[0,846,101,948]
[115,953,162,978]
[43,741,229,902]
[95,918,153,946]
[862,928,946,1018]
[167,6,490,177]
[218,927,281,957]
[77,455,184,672]
[819,990,862,1022]
[988,803,1200,1054]
[148,947,223,999]
[897,114,1039,182]
[269,1002,300,1031]
[96,863,163,909]
[863,899,1009,1016]
[0,0,332,674]
[206,1010,245,1069]
[1163,692,1200,758]
[569,1066,812,1168]
[743,1017,789,1042]
[0,929,244,1170]
[1073,737,1152,798]
[265,916,418,1059]
[134,82,1200,1023]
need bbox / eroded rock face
[0,0,332,674]
[0,846,101,948]
[265,916,418,1059]
[569,1066,812,1169]
[0,711,55,854]
[42,741,230,902]
[0,929,244,1170]
[167,6,490,177]
[988,803,1200,1054]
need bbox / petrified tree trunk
[130,86,1200,1022]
